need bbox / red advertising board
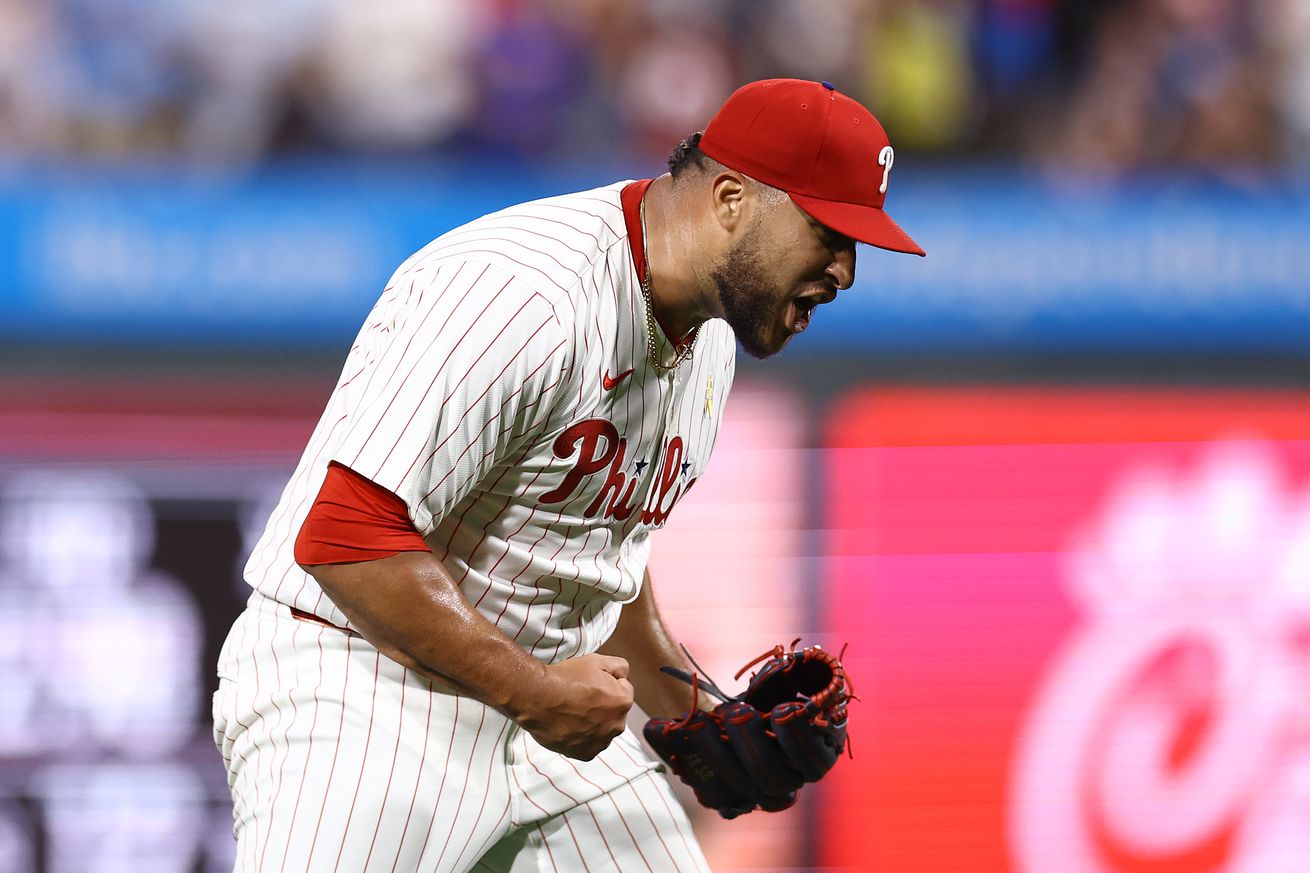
[821,388,1310,873]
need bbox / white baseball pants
[212,593,710,873]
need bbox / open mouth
[790,296,820,334]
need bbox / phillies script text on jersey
[541,420,694,524]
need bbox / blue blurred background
[3,1,1310,872]
[3,0,1308,362]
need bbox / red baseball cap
[699,79,925,256]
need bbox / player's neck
[642,175,714,342]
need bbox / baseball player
[213,79,923,872]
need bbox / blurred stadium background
[2,0,1310,871]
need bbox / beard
[711,231,781,360]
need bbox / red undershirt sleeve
[294,461,432,566]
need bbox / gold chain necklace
[639,197,697,372]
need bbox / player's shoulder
[507,181,630,246]
[411,181,630,297]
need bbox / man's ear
[709,172,748,233]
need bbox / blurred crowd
[0,0,1308,177]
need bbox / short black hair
[667,131,714,177]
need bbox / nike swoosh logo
[603,368,635,391]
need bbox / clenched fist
[509,654,635,760]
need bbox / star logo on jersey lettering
[603,368,635,391]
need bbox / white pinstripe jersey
[244,180,737,663]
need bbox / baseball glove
[642,640,853,819]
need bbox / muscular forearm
[600,568,704,718]
[305,552,543,710]
[302,552,634,760]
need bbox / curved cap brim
[789,192,925,257]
